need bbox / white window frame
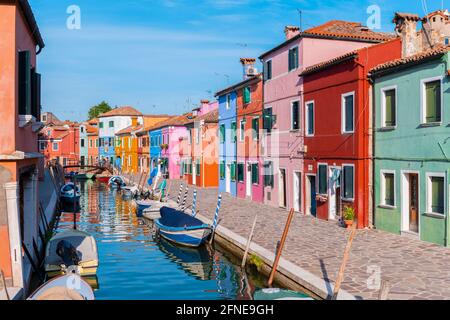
[317,163,328,195]
[239,119,245,142]
[380,169,396,208]
[288,45,299,72]
[290,100,301,131]
[341,163,355,201]
[226,94,231,110]
[420,76,443,125]
[426,172,446,217]
[305,100,315,137]
[52,142,59,151]
[341,91,355,134]
[265,59,273,81]
[381,85,397,128]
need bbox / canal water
[55,180,268,300]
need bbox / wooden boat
[44,229,98,278]
[75,173,96,180]
[28,273,95,300]
[142,202,167,220]
[60,183,81,203]
[155,207,212,247]
[96,174,111,183]
[253,288,313,300]
[108,176,125,188]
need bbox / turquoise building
[79,123,88,165]
[371,48,450,246]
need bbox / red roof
[301,50,358,76]
[370,45,450,76]
[98,106,143,118]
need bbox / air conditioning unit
[247,67,258,76]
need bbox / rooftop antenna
[297,9,303,32]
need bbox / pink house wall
[262,36,375,211]
[163,126,188,179]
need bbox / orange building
[0,0,45,295]
[86,119,99,165]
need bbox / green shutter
[231,122,237,143]
[238,163,244,182]
[251,163,259,184]
[252,118,259,140]
[345,95,354,132]
[230,162,236,181]
[384,89,396,126]
[425,80,441,123]
[19,51,31,115]
[431,177,444,214]
[318,165,327,194]
[196,160,200,176]
[384,173,395,206]
[220,125,225,143]
[343,166,354,199]
[244,87,251,104]
[31,70,41,120]
[264,108,273,133]
[220,161,225,179]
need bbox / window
[252,118,259,141]
[305,101,314,136]
[244,87,251,104]
[226,94,231,110]
[263,107,274,134]
[196,126,200,145]
[239,120,246,141]
[231,122,237,143]
[99,122,104,129]
[342,92,354,133]
[427,174,445,215]
[220,161,225,179]
[318,164,328,195]
[264,161,274,187]
[81,139,85,148]
[291,101,300,130]
[382,87,396,127]
[231,162,236,181]
[19,51,31,116]
[39,141,46,151]
[288,46,299,71]
[96,139,99,147]
[41,114,47,122]
[90,140,93,148]
[381,171,395,207]
[196,159,200,176]
[445,37,450,45]
[52,142,59,151]
[109,121,114,128]
[342,165,355,200]
[237,163,245,182]
[219,124,225,143]
[265,60,272,80]
[422,78,442,124]
[80,127,84,133]
[251,163,259,184]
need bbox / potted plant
[343,206,355,228]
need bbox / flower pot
[344,220,353,228]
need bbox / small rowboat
[60,183,81,203]
[108,176,125,188]
[96,174,111,183]
[155,207,212,247]
[253,288,313,300]
[142,202,167,220]
[44,229,99,278]
[75,173,96,180]
[28,272,95,300]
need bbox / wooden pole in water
[331,222,357,300]
[241,214,258,268]
[268,208,295,287]
[0,270,10,300]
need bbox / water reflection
[55,181,264,300]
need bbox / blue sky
[29,0,446,121]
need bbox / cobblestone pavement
[140,177,450,300]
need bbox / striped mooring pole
[212,194,222,230]
[176,183,184,205]
[180,186,189,211]
[191,190,198,217]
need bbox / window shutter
[384,173,394,206]
[345,95,354,132]
[31,70,41,120]
[384,90,396,126]
[252,163,259,184]
[318,165,327,194]
[307,103,314,134]
[431,177,444,213]
[425,81,441,123]
[19,51,31,115]
[343,166,354,199]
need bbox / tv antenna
[297,9,303,32]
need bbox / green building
[370,47,450,246]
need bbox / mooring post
[241,214,258,268]
[0,270,10,300]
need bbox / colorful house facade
[115,116,140,173]
[0,0,45,295]
[86,121,99,165]
[79,123,89,165]
[370,13,450,245]
[39,122,80,166]
[259,22,394,212]
[182,101,219,188]
[98,106,143,165]
[301,38,401,228]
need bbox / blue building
[215,88,237,196]
[149,128,162,172]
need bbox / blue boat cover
[159,207,206,228]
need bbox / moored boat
[75,173,96,180]
[44,229,99,278]
[27,272,95,300]
[253,288,313,300]
[108,176,125,188]
[97,174,111,183]
[60,183,81,203]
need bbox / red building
[301,38,401,228]
[39,121,80,166]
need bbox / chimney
[284,25,300,40]
[240,58,256,80]
[393,12,422,57]
[131,116,138,127]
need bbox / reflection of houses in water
[157,237,214,280]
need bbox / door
[246,163,252,197]
[293,172,301,212]
[192,161,197,185]
[328,167,340,220]
[409,174,419,233]
[226,164,231,193]
[308,176,317,217]
[279,169,287,208]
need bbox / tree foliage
[88,101,112,119]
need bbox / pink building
[259,22,394,212]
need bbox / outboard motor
[56,240,81,267]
